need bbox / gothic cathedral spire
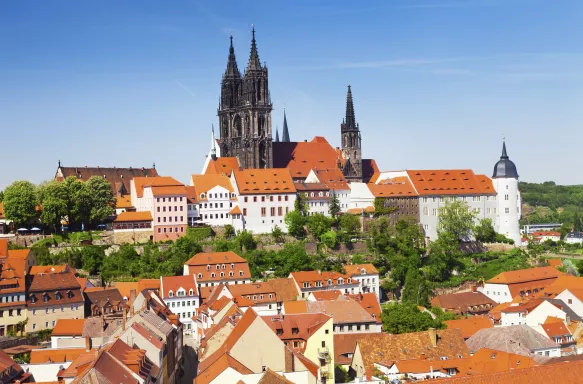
[282,108,291,142]
[340,85,363,182]
[218,27,273,169]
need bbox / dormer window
[239,271,243,276]
[220,272,225,277]
[198,273,203,279]
[206,265,211,271]
[229,271,234,277]
[30,294,36,303]
[211,273,216,278]
[327,279,332,286]
[231,263,235,269]
[292,327,299,335]
[347,278,351,284]
[216,265,220,270]
[222,264,226,270]
[200,193,206,199]
[67,290,73,299]
[189,289,194,295]
[338,278,344,285]
[43,293,49,302]
[55,292,62,300]
[253,295,257,300]
[168,291,173,297]
[361,269,366,275]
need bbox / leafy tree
[294,193,308,216]
[559,223,571,240]
[306,214,332,239]
[37,181,68,232]
[437,199,476,241]
[0,190,4,202]
[328,190,341,218]
[173,236,203,256]
[80,246,105,275]
[284,211,306,238]
[334,365,350,383]
[381,303,442,334]
[274,242,313,277]
[271,225,284,243]
[3,181,38,226]
[574,213,583,232]
[351,254,366,264]
[85,176,116,225]
[236,230,257,251]
[320,231,337,248]
[339,214,361,242]
[224,224,236,238]
[474,218,496,243]
[401,268,430,307]
[373,197,398,217]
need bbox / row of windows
[157,197,183,203]
[243,293,273,301]
[201,202,233,209]
[244,195,289,203]
[114,222,151,230]
[30,305,80,315]
[302,278,352,288]
[309,202,326,207]
[1,295,22,303]
[206,264,236,270]
[169,300,194,307]
[203,213,230,220]
[167,290,195,298]
[157,216,184,223]
[303,192,330,198]
[336,324,371,332]
[157,227,185,234]
[260,207,287,217]
[0,309,22,317]
[422,196,497,203]
[157,206,183,212]
[198,271,244,278]
[200,192,236,199]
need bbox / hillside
[520,181,583,227]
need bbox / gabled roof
[445,316,493,339]
[310,290,342,301]
[344,264,379,276]
[346,293,382,322]
[487,266,562,284]
[29,264,75,275]
[30,348,88,364]
[257,368,295,384]
[160,274,198,299]
[273,137,343,180]
[204,157,240,176]
[311,168,349,190]
[430,291,496,312]
[306,297,376,324]
[290,270,355,288]
[186,251,247,265]
[405,169,496,196]
[132,176,183,198]
[334,333,368,365]
[542,321,572,344]
[195,352,252,384]
[283,301,308,314]
[233,168,296,194]
[368,177,417,197]
[261,313,331,352]
[191,174,234,196]
[267,278,300,302]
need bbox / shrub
[320,231,337,249]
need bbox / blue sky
[1,0,582,190]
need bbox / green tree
[294,193,308,216]
[236,230,257,251]
[224,224,236,238]
[574,213,583,232]
[474,218,497,243]
[306,214,332,239]
[328,190,341,218]
[173,236,203,256]
[84,176,116,226]
[274,242,313,277]
[3,181,37,226]
[339,214,361,242]
[37,181,68,232]
[0,190,4,202]
[320,231,337,249]
[559,223,571,240]
[437,199,476,241]
[401,268,430,307]
[80,246,105,275]
[272,225,284,243]
[381,303,442,334]
[373,197,398,217]
[284,211,306,238]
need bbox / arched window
[200,193,206,199]
[220,272,225,277]
[239,271,244,276]
[198,273,203,279]
[231,263,235,269]
[216,265,220,270]
[206,265,211,271]
[361,268,366,275]
[211,273,216,278]
[222,264,226,270]
[229,271,234,277]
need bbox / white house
[500,300,567,327]
[160,275,199,334]
[556,289,583,317]
[565,232,583,245]
[344,264,380,300]
[231,168,297,234]
[532,231,562,242]
[305,168,351,212]
[348,182,374,210]
[190,174,243,231]
[483,266,562,304]
[295,182,330,216]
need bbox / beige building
[26,271,84,332]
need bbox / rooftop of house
[431,290,497,312]
[160,274,198,299]
[204,157,240,177]
[486,266,562,285]
[132,176,184,198]
[310,290,342,301]
[368,177,418,197]
[51,319,86,337]
[30,348,88,364]
[444,316,494,339]
[311,168,350,190]
[261,313,331,352]
[185,251,247,265]
[405,169,496,196]
[191,173,235,196]
[233,168,296,195]
[266,278,300,302]
[344,263,379,276]
[289,270,354,287]
[306,296,377,324]
[334,333,368,365]
[113,211,152,222]
[466,325,560,356]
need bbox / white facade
[334,322,382,334]
[526,301,567,326]
[196,185,237,227]
[500,310,525,326]
[305,170,351,212]
[556,289,583,317]
[418,195,498,240]
[164,294,198,334]
[483,283,512,303]
[533,346,561,358]
[350,272,380,299]
[348,183,374,210]
[494,177,522,245]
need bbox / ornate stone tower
[218,27,273,169]
[340,85,362,181]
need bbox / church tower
[340,85,362,181]
[492,141,522,245]
[218,27,273,169]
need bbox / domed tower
[492,141,521,245]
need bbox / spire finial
[247,24,261,70]
[58,159,61,168]
[344,84,356,130]
[282,108,290,142]
[211,124,217,161]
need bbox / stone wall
[0,336,39,349]
[113,230,153,245]
[432,281,480,296]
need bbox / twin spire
[225,26,262,77]
[344,84,357,130]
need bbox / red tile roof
[290,270,355,289]
[346,293,382,322]
[261,313,331,352]
[542,321,572,343]
[51,319,85,336]
[283,301,308,314]
[311,168,350,190]
[195,352,252,384]
[430,291,496,313]
[369,177,417,197]
[533,231,561,237]
[114,211,152,222]
[233,168,296,194]
[310,290,342,301]
[487,266,563,284]
[132,176,183,198]
[267,278,300,302]
[445,316,494,339]
[273,137,344,179]
[160,274,198,299]
[406,169,496,196]
[344,264,379,276]
[57,166,158,195]
[191,174,235,197]
[185,252,251,282]
[30,348,87,364]
[204,157,240,176]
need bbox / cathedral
[217,28,374,183]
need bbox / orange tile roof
[334,333,368,365]
[150,185,187,196]
[186,251,247,265]
[113,282,139,300]
[312,168,350,190]
[228,282,277,303]
[233,296,254,307]
[445,316,494,339]
[369,176,418,197]
[487,266,563,284]
[536,275,583,298]
[267,278,300,302]
[191,174,234,197]
[310,290,342,301]
[542,321,572,343]
[137,278,160,292]
[545,316,563,324]
[30,348,87,364]
[261,313,331,352]
[283,300,308,314]
[229,205,242,215]
[344,264,379,276]
[29,264,75,275]
[346,293,382,322]
[209,296,232,312]
[204,157,240,176]
[406,169,496,196]
[185,252,251,282]
[114,211,152,222]
[115,195,133,209]
[425,360,583,383]
[346,206,374,214]
[7,249,31,260]
[548,259,563,268]
[306,297,376,324]
[52,319,86,336]
[290,270,355,288]
[184,185,197,204]
[195,352,252,384]
[160,274,198,299]
[430,291,496,313]
[233,168,296,194]
[533,231,561,237]
[273,137,344,179]
[0,238,7,257]
[132,176,183,198]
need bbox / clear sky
[1,0,582,190]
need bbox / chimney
[100,310,105,330]
[130,304,135,317]
[420,353,426,360]
[471,285,477,293]
[428,328,437,348]
[129,289,137,305]
[122,307,127,331]
[85,336,91,352]
[285,347,294,372]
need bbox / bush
[224,225,236,238]
[320,231,337,248]
[236,231,257,251]
[186,227,213,241]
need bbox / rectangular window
[180,206,183,211]
[285,196,288,201]
[157,207,160,212]
[270,207,276,216]
[253,196,258,202]
[261,207,266,217]
[505,207,510,214]
[278,207,283,216]
[243,208,247,216]
[270,196,274,202]
[244,197,248,203]
[286,207,289,214]
[278,196,282,201]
